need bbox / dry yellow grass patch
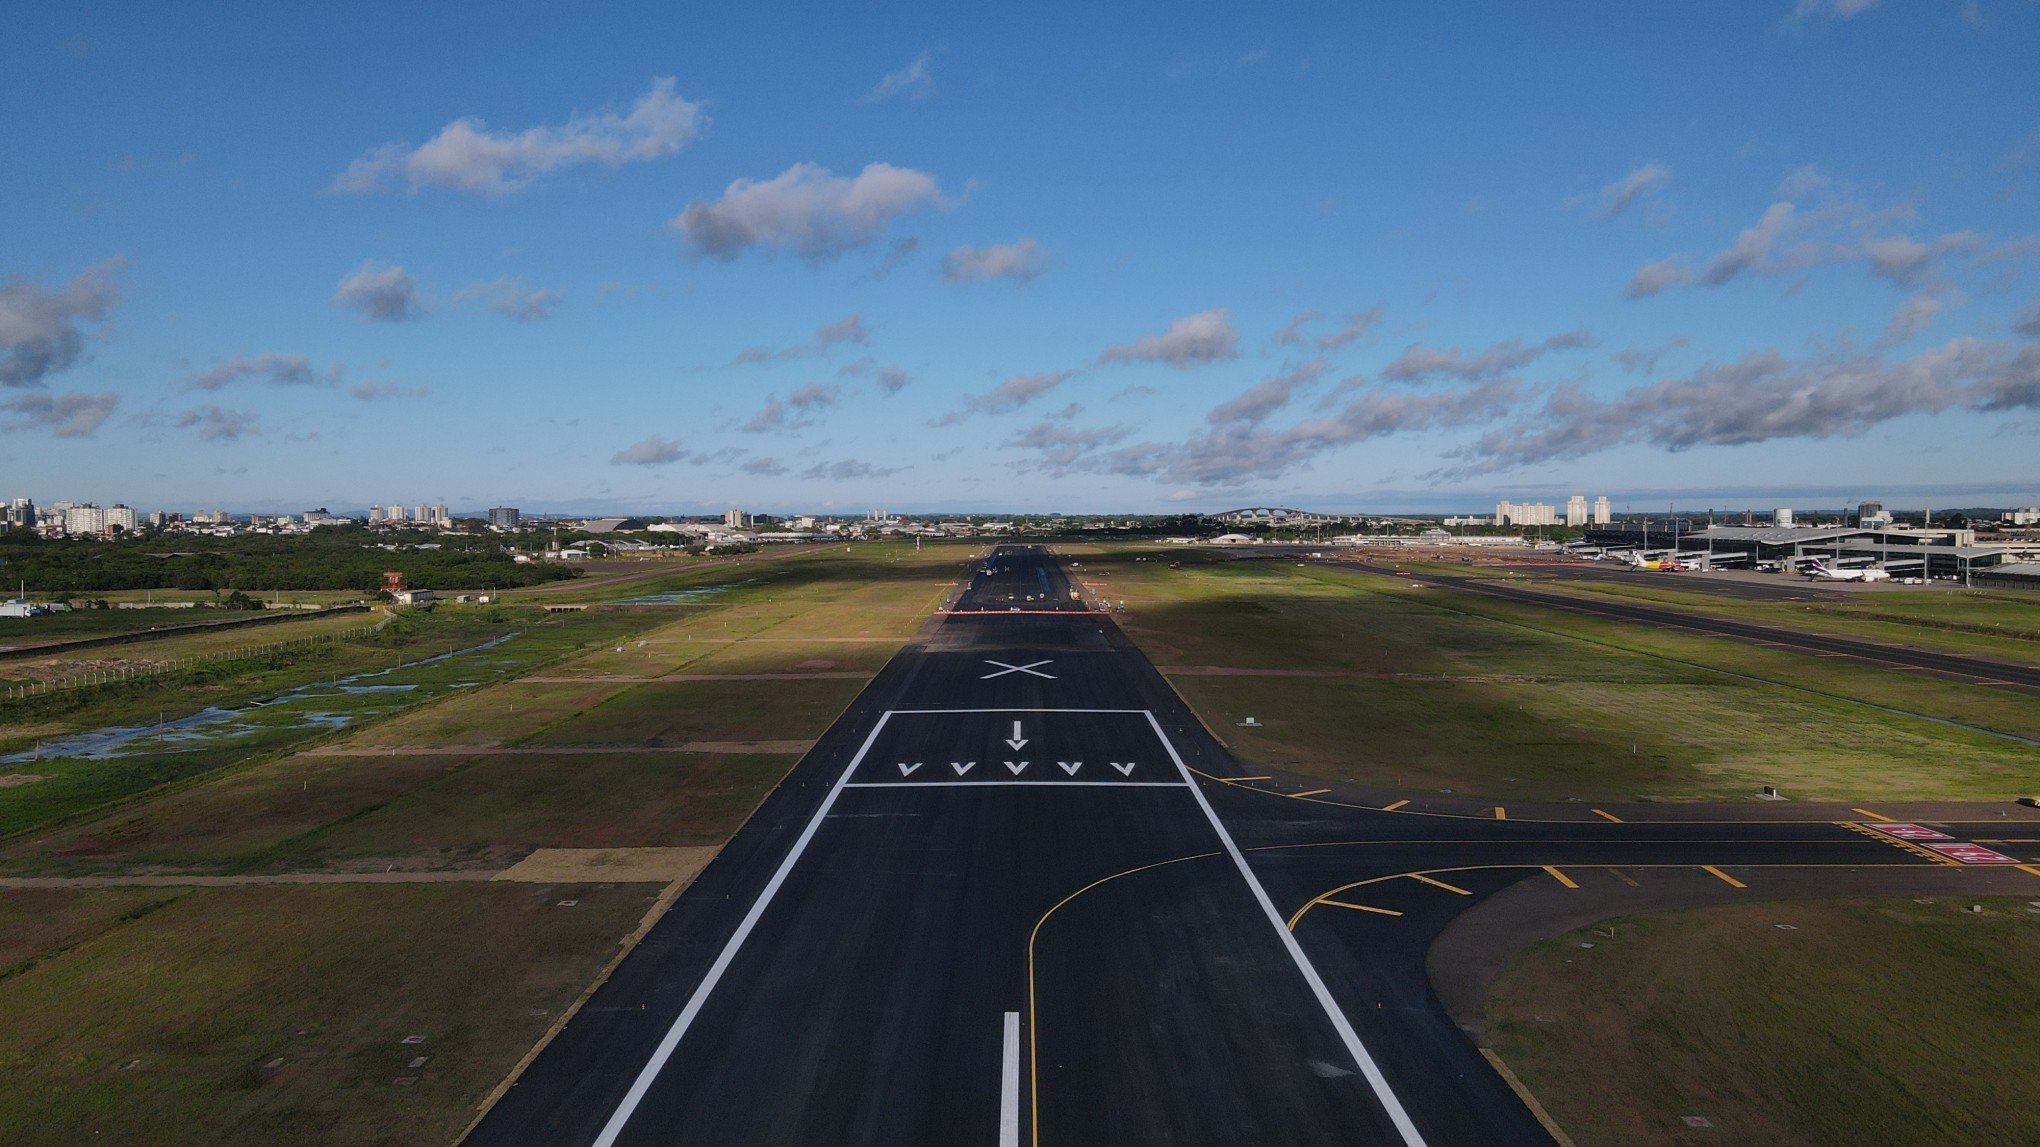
[491,846,719,884]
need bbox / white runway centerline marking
[1000,1011,1021,1147]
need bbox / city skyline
[6,3,2040,513]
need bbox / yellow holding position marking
[1701,865,1747,888]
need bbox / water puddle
[1,632,519,764]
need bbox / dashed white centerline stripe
[1000,1011,1021,1147]
[1144,710,1429,1147]
[591,712,896,1147]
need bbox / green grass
[525,677,867,747]
[1485,896,2040,1145]
[0,883,653,1147]
[1069,544,2040,802]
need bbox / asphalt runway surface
[1335,560,2040,695]
[469,545,2000,1146]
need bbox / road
[467,546,2016,1146]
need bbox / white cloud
[839,357,910,394]
[671,162,946,262]
[940,240,1049,284]
[1,391,118,437]
[2014,296,2040,338]
[1380,331,1592,383]
[332,78,704,196]
[334,262,420,322]
[867,51,934,102]
[1702,202,1795,285]
[1626,258,1691,299]
[1317,306,1385,351]
[742,456,788,476]
[1206,359,1329,426]
[1098,308,1240,367]
[939,370,1074,423]
[1792,0,1879,19]
[187,353,320,391]
[799,458,907,480]
[741,383,839,433]
[1588,163,1670,220]
[611,436,686,466]
[1269,309,1323,346]
[1860,231,1983,286]
[1883,293,1944,344]
[456,276,565,323]
[732,314,870,365]
[0,258,122,387]
[177,405,258,442]
[349,382,428,402]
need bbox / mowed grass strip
[1071,546,2040,801]
[525,677,868,748]
[0,883,653,1147]
[1484,897,2040,1146]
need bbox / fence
[2,616,391,701]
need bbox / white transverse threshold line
[591,712,896,1147]
[1001,1011,1022,1147]
[1143,710,1428,1147]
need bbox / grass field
[0,883,654,1147]
[0,540,974,1144]
[1484,896,2040,1145]
[1073,545,2040,802]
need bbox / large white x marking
[980,659,1056,680]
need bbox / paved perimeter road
[469,546,1951,1147]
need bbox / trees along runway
[466,545,2031,1147]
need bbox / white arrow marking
[952,761,976,776]
[1005,760,1029,775]
[1005,719,1028,750]
[898,762,922,777]
[1058,761,1082,776]
[1111,761,1136,775]
[980,659,1057,680]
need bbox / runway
[467,545,1985,1146]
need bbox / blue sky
[5,1,2039,515]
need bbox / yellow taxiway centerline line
[1409,873,1472,895]
[1381,799,1410,812]
[1293,788,1331,798]
[1701,865,1747,888]
[1321,899,1403,916]
[1591,808,1622,823]
[1851,808,1894,822]
[2017,865,2040,880]
[1493,807,1507,820]
[1541,866,1578,889]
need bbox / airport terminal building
[1581,524,2040,583]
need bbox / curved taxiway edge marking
[1026,852,1221,1147]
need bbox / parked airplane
[1802,558,1891,582]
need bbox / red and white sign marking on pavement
[1923,841,2021,865]
[1871,823,1953,842]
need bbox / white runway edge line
[590,712,897,1147]
[1144,710,1429,1147]
[1000,1011,1021,1147]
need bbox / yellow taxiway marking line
[1493,806,1508,820]
[1974,838,2040,844]
[1227,775,1273,783]
[1321,899,1403,917]
[1381,799,1410,812]
[1410,873,1472,895]
[1293,788,1331,798]
[1604,867,1640,888]
[1026,851,1222,1147]
[1591,808,1622,823]
[1852,808,1894,822]
[2018,865,2040,880]
[1701,865,1747,888]
[1542,866,1578,889]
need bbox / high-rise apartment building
[1592,496,1611,525]
[1565,494,1588,527]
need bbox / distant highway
[468,546,2002,1146]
